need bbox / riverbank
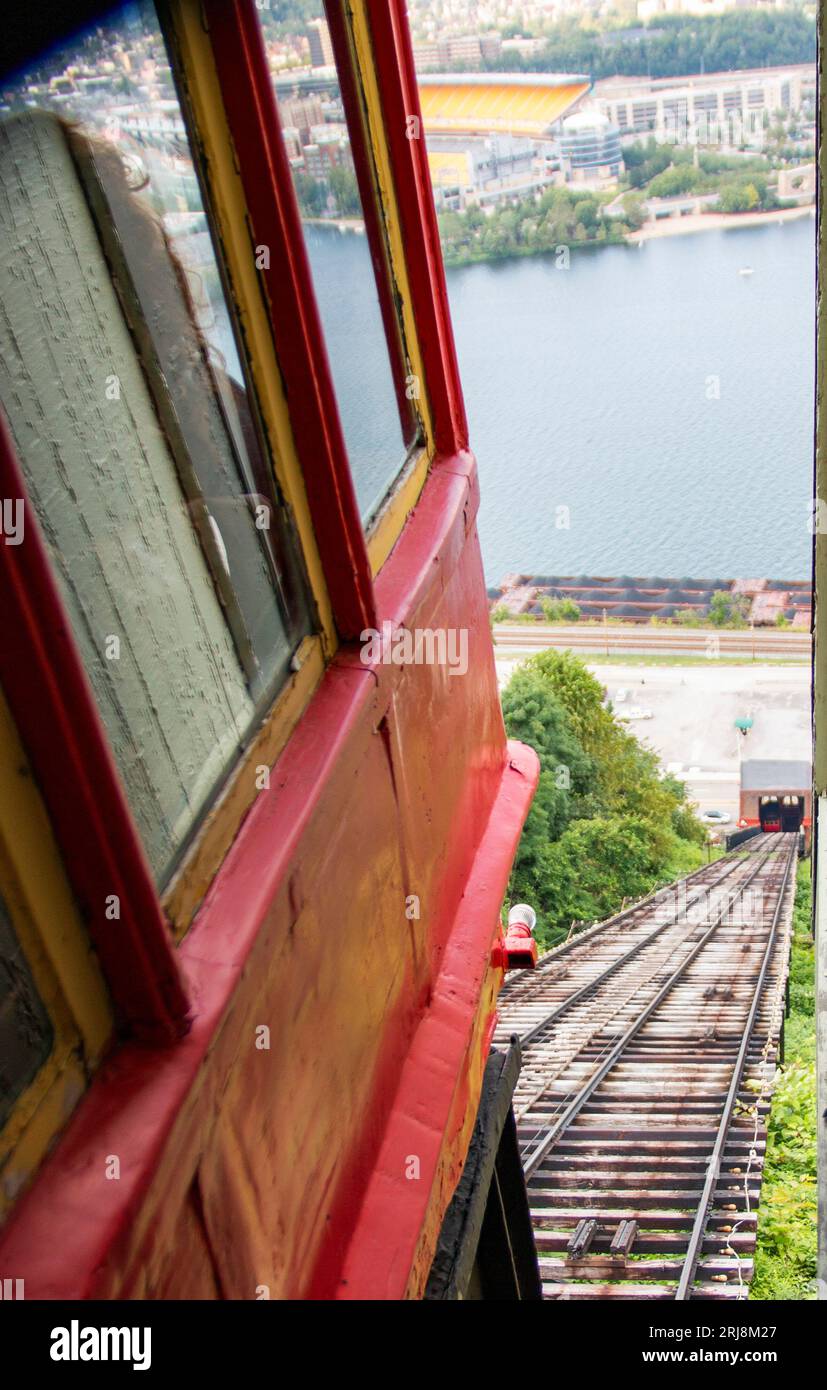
[628,202,813,243]
[443,202,814,267]
[442,231,627,268]
[302,217,365,233]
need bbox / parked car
[619,705,653,721]
[701,810,732,824]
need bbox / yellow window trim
[163,634,326,938]
[0,692,113,1214]
[157,0,443,925]
[171,1,435,586]
[151,4,341,931]
[0,1042,88,1222]
[364,442,430,575]
[346,1,438,574]
[165,0,337,657]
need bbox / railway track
[496,834,797,1300]
[494,625,810,660]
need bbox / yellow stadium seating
[418,82,590,137]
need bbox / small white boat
[738,266,754,276]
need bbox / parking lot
[497,658,811,822]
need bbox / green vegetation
[501,650,705,948]
[437,140,791,268]
[295,165,361,220]
[294,172,326,217]
[479,12,815,81]
[662,592,751,628]
[491,590,756,631]
[540,596,581,623]
[623,139,780,211]
[260,2,319,41]
[438,187,636,267]
[751,860,816,1300]
[708,590,752,628]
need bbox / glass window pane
[0,3,313,885]
[258,3,421,522]
[0,893,54,1131]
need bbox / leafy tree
[501,651,704,945]
[438,211,466,243]
[533,815,674,945]
[709,590,750,627]
[718,182,755,213]
[647,163,703,198]
[672,607,703,627]
[502,669,594,902]
[328,166,361,217]
[572,197,599,229]
[294,172,326,217]
[623,195,647,231]
[478,12,815,81]
[540,596,581,622]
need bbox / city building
[427,133,546,211]
[560,112,623,183]
[413,34,503,72]
[302,130,350,179]
[591,64,815,146]
[278,94,324,144]
[739,760,812,850]
[306,17,334,69]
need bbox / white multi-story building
[591,64,814,145]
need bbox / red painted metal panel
[200,0,376,641]
[364,0,469,458]
[0,411,190,1043]
[332,739,539,1301]
[0,449,534,1300]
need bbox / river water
[302,217,817,586]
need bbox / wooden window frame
[0,689,113,1218]
[0,0,470,1035]
[196,0,469,574]
[0,414,190,1043]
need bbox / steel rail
[501,840,764,1017]
[520,838,783,1180]
[516,848,761,1050]
[674,835,797,1300]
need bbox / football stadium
[417,72,591,139]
